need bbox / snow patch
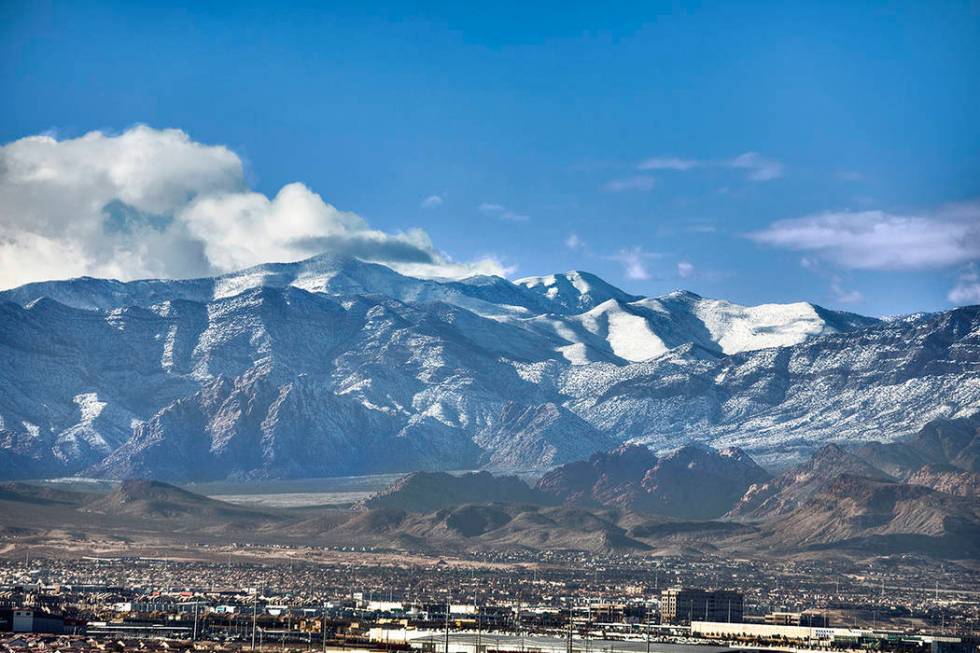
[74,392,107,422]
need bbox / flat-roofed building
[660,588,742,624]
[765,611,830,627]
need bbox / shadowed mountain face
[0,254,977,481]
[637,446,771,519]
[358,471,556,513]
[535,444,770,519]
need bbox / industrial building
[659,588,742,625]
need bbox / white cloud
[676,261,695,278]
[748,203,980,270]
[0,126,508,289]
[603,176,655,192]
[478,202,529,222]
[610,247,658,280]
[565,233,584,250]
[729,152,784,181]
[420,194,443,209]
[949,266,980,305]
[637,157,698,171]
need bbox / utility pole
[193,601,199,642]
[252,595,258,651]
[645,609,651,653]
[322,602,327,653]
[585,601,590,653]
[445,600,451,653]
[477,603,482,653]
[566,602,573,653]
[518,596,525,653]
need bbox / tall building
[660,588,743,624]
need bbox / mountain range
[338,416,980,557]
[2,415,976,559]
[1,253,978,481]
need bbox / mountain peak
[660,289,703,301]
[514,270,641,314]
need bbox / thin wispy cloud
[830,276,863,304]
[676,261,695,279]
[637,157,698,171]
[748,202,980,270]
[609,247,659,280]
[565,233,585,250]
[949,265,980,305]
[728,151,784,181]
[603,175,655,192]
[632,152,784,182]
[478,202,530,222]
[420,194,443,209]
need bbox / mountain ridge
[1,254,977,481]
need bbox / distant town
[1,551,977,653]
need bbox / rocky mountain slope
[727,444,895,519]
[729,415,980,519]
[850,414,980,478]
[756,474,980,558]
[906,465,980,498]
[1,254,977,481]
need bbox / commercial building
[764,611,830,627]
[659,588,742,624]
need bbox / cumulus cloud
[0,126,508,289]
[478,202,529,222]
[603,176,655,192]
[420,194,443,209]
[748,203,980,270]
[949,266,980,305]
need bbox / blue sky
[1,1,979,315]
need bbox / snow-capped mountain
[0,254,977,481]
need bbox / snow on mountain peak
[514,270,642,314]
